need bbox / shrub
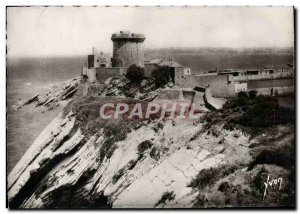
[192,194,208,208]
[150,146,160,160]
[152,66,173,88]
[223,122,235,131]
[103,122,129,141]
[125,64,145,83]
[112,159,137,184]
[239,96,294,127]
[237,91,249,106]
[218,181,232,192]
[188,165,238,190]
[248,143,295,170]
[155,191,175,207]
[137,140,153,154]
[99,121,132,161]
[152,121,164,132]
[112,166,126,184]
[220,94,294,131]
[248,90,258,100]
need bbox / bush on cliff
[228,90,255,106]
[137,140,153,154]
[126,64,145,83]
[155,191,176,207]
[248,90,258,100]
[188,165,238,191]
[238,95,294,128]
[237,91,250,106]
[100,120,136,161]
[248,138,295,171]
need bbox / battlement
[111,31,145,42]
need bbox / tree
[237,91,249,106]
[248,90,258,100]
[125,64,145,83]
[152,66,172,88]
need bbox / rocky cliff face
[8,77,295,208]
[7,108,245,208]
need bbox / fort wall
[233,72,294,82]
[95,67,127,83]
[254,86,294,96]
[87,68,97,82]
[205,75,235,98]
[175,73,235,98]
[87,67,127,83]
[234,82,248,93]
[174,67,196,87]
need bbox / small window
[124,46,126,50]
[97,59,99,62]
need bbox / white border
[1,1,298,213]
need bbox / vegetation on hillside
[189,91,295,208]
[63,97,142,161]
[203,91,294,135]
[155,191,176,207]
[188,165,239,191]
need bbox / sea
[6,52,294,173]
[7,56,86,173]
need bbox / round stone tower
[111,31,145,68]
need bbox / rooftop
[194,73,218,77]
[146,58,183,68]
[111,31,145,42]
[264,64,293,69]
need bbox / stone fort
[83,31,294,98]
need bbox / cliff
[8,77,295,208]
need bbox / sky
[7,6,294,57]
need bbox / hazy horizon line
[7,46,294,59]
